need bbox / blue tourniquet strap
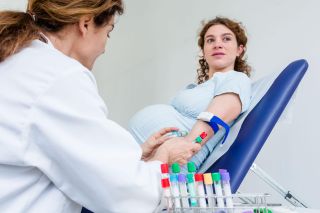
[208,116,230,145]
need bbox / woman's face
[203,24,243,74]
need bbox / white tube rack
[164,193,271,213]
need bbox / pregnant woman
[129,17,252,171]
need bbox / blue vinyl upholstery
[205,59,308,193]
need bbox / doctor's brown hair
[0,0,123,62]
[196,17,251,84]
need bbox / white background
[1,0,319,208]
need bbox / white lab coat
[0,39,162,213]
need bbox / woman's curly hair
[197,17,251,84]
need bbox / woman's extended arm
[184,92,242,144]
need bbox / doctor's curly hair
[196,17,251,84]
[0,0,123,62]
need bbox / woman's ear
[237,44,244,57]
[201,49,205,59]
[78,15,93,37]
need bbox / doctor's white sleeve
[23,69,162,213]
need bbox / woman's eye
[206,38,214,43]
[223,36,232,42]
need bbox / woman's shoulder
[214,70,251,83]
[218,70,249,78]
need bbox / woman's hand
[149,137,201,166]
[141,127,178,161]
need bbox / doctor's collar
[38,33,55,50]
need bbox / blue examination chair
[202,59,308,193]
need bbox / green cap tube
[187,162,196,173]
[171,162,180,173]
[212,172,221,181]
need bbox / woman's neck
[43,29,76,58]
[208,67,233,79]
[42,28,92,69]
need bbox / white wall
[0,1,27,10]
[1,0,319,208]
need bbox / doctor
[0,0,201,212]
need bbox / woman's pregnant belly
[128,104,195,144]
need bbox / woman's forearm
[186,93,242,146]
[185,120,214,145]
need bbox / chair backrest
[205,59,308,193]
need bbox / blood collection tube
[203,173,214,208]
[170,174,181,209]
[195,173,206,208]
[178,174,189,208]
[186,173,198,207]
[161,178,172,209]
[221,172,233,208]
[212,172,224,208]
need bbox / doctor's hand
[141,127,179,161]
[149,137,201,166]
